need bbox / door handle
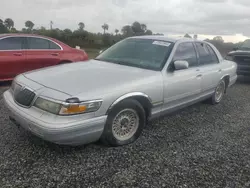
[13,53,22,56]
[51,53,59,56]
[218,69,222,72]
[196,74,202,78]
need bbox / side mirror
[174,60,189,70]
[233,47,238,51]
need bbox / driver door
[162,42,202,112]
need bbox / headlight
[59,100,102,115]
[34,97,62,114]
[10,80,16,91]
[34,97,102,115]
[225,55,234,61]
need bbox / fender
[107,92,152,114]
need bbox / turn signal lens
[59,100,102,115]
[61,104,87,114]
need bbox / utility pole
[50,21,53,30]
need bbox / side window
[207,44,219,63]
[49,41,61,50]
[0,37,23,50]
[172,42,198,67]
[28,37,50,49]
[195,42,218,65]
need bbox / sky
[1,0,250,43]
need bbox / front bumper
[3,90,107,146]
[237,65,250,76]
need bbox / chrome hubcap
[112,109,139,141]
[215,81,225,102]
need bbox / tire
[101,99,146,147]
[209,79,226,105]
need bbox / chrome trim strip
[108,92,152,112]
[0,35,63,51]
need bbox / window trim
[0,36,26,51]
[167,41,199,71]
[0,36,63,51]
[194,42,219,66]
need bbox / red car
[0,34,88,81]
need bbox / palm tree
[115,29,119,35]
[102,23,109,34]
[4,18,14,30]
[25,20,35,31]
[78,22,85,31]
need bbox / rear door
[25,37,62,71]
[195,42,222,96]
[0,37,27,80]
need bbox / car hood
[228,50,250,56]
[23,60,159,97]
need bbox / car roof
[129,35,204,43]
[0,33,51,38]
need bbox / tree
[25,20,34,31]
[78,22,85,31]
[115,29,119,35]
[102,23,109,34]
[145,30,153,35]
[0,19,8,34]
[213,36,224,43]
[4,18,14,30]
[184,33,192,38]
[10,27,17,33]
[141,24,147,32]
[121,25,133,36]
[132,21,143,35]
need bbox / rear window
[27,37,61,50]
[0,37,23,50]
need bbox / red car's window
[27,37,61,50]
[0,37,24,50]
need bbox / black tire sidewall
[101,99,146,146]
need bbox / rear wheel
[101,99,146,146]
[209,79,226,105]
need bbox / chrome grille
[234,56,250,65]
[13,84,35,107]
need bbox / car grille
[13,84,35,107]
[234,56,250,65]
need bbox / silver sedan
[3,36,237,146]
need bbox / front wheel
[209,79,226,105]
[101,99,146,147]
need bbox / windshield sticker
[152,41,171,47]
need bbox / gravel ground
[1,78,250,188]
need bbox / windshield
[95,38,173,71]
[239,40,250,50]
